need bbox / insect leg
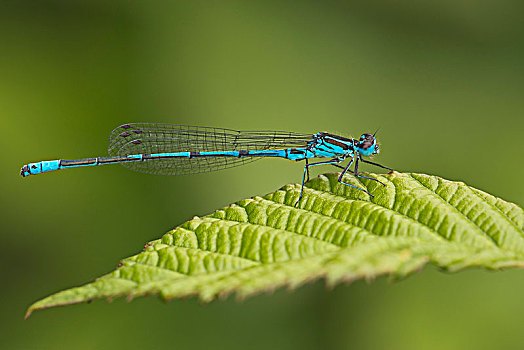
[338,158,374,197]
[359,155,393,172]
[305,158,310,182]
[295,158,343,206]
[330,163,346,171]
[354,157,386,186]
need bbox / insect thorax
[308,132,355,158]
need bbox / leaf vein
[409,174,499,247]
[469,188,524,238]
[304,182,446,242]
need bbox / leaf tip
[24,309,33,320]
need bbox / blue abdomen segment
[20,160,61,176]
[20,148,314,177]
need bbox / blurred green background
[2,0,523,349]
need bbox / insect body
[20,124,392,204]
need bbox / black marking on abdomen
[61,158,97,166]
[97,157,117,164]
[132,129,143,134]
[120,124,131,129]
[97,156,134,164]
[131,140,142,144]
[119,132,131,137]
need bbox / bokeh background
[2,1,523,349]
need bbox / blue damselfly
[20,123,392,203]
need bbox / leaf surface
[26,172,524,317]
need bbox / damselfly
[20,123,393,204]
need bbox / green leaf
[26,172,524,318]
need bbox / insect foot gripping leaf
[26,172,524,318]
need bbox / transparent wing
[107,123,312,175]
